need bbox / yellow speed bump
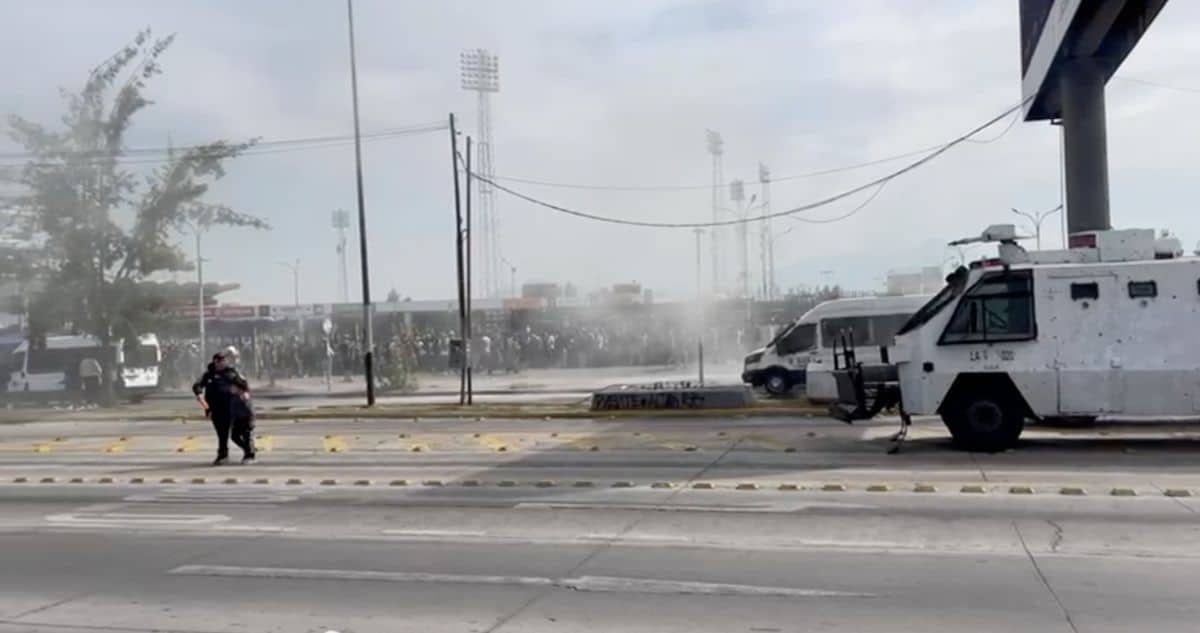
[736,483,760,491]
[573,481,594,488]
[777,483,801,491]
[1009,485,1035,495]
[105,442,126,453]
[1164,489,1192,498]
[1110,487,1137,497]
[422,480,444,487]
[190,477,208,485]
[323,435,348,453]
[286,478,304,486]
[39,477,56,484]
[33,444,51,454]
[960,484,987,494]
[129,477,146,484]
[319,479,338,486]
[98,477,114,484]
[1059,486,1087,496]
[388,479,408,487]
[353,480,372,487]
[692,482,715,490]
[650,481,674,489]
[611,481,634,488]
[176,436,199,453]
[821,483,847,492]
[253,478,270,485]
[498,480,517,487]
[913,483,937,493]
[223,478,239,485]
[535,480,556,488]
[866,484,891,493]
[69,477,85,484]
[460,479,482,487]
[13,476,29,483]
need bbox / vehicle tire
[763,369,793,396]
[942,396,1024,452]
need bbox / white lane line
[169,565,553,588]
[45,512,229,526]
[513,501,877,512]
[168,564,870,598]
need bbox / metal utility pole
[346,0,375,406]
[1011,205,1063,250]
[692,228,704,299]
[706,130,724,295]
[450,114,468,405]
[461,48,501,298]
[464,135,474,405]
[331,209,351,303]
[758,163,774,300]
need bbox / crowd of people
[159,319,771,390]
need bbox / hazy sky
[2,0,1198,305]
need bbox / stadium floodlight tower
[1019,0,1168,237]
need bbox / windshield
[774,323,816,355]
[896,267,969,336]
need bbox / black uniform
[192,363,256,461]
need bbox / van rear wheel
[942,397,1024,452]
[763,370,792,396]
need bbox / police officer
[192,347,256,465]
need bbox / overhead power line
[489,110,1022,193]
[1113,76,1200,95]
[0,121,448,166]
[468,100,1029,229]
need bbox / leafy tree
[5,30,268,398]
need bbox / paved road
[4,415,1200,631]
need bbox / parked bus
[742,295,930,400]
[6,333,161,403]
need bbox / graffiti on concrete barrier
[591,390,708,410]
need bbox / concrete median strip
[168,565,871,598]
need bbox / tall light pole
[1011,204,1064,250]
[346,0,375,406]
[706,130,723,295]
[692,228,704,299]
[758,163,774,300]
[461,48,500,298]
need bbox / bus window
[775,323,816,355]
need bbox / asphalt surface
[3,414,1200,631]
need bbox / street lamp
[1010,204,1064,250]
[498,255,517,298]
[277,258,301,335]
[182,218,208,355]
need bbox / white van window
[775,323,815,355]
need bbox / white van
[742,295,930,399]
[6,334,160,403]
[117,333,161,402]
